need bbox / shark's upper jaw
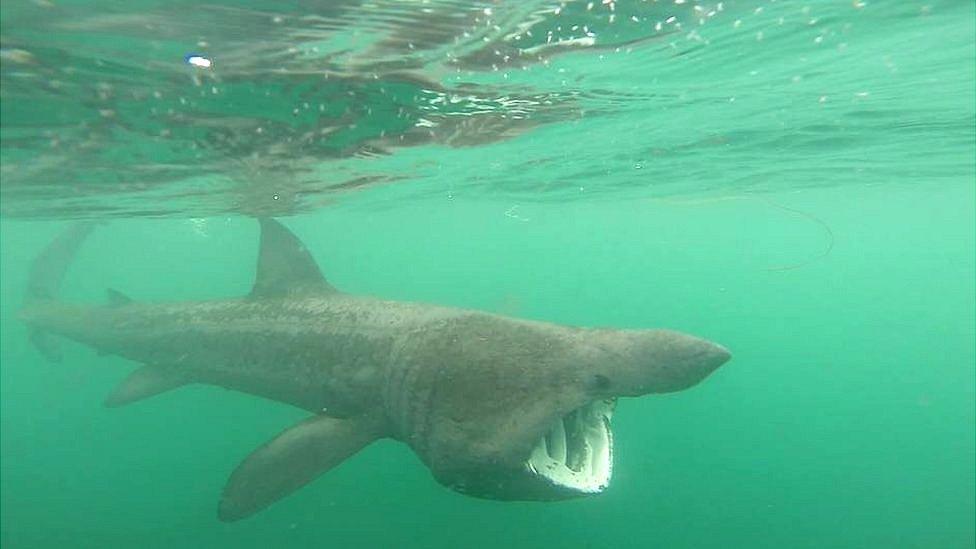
[525,399,615,495]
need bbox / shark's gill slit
[528,399,615,492]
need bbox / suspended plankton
[184,54,213,69]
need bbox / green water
[1,1,974,547]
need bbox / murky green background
[2,1,974,547]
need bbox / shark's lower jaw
[525,399,615,495]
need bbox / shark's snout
[706,341,732,369]
[688,339,731,378]
[586,329,731,397]
[646,331,731,393]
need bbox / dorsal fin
[250,218,335,299]
[106,288,133,306]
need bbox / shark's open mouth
[526,399,615,494]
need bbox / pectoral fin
[218,414,381,522]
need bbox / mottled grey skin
[19,219,730,521]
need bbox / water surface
[1,1,974,547]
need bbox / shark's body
[26,294,457,414]
[19,220,730,521]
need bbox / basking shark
[19,219,730,521]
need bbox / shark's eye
[591,374,611,391]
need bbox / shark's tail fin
[23,222,96,361]
[26,222,96,303]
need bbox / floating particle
[184,54,213,69]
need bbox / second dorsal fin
[106,288,134,306]
[250,218,336,299]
